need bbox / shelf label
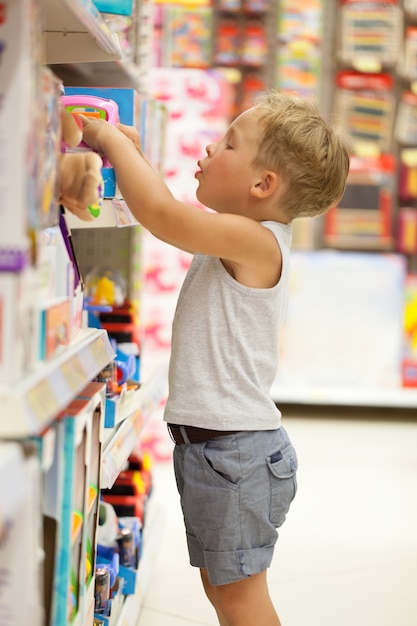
[26,379,59,423]
[61,355,86,392]
[88,334,113,371]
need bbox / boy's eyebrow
[225,126,237,142]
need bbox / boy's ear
[251,171,279,198]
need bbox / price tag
[61,355,86,392]
[26,379,58,423]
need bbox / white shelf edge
[42,0,141,88]
[0,328,114,438]
[271,381,417,409]
[43,0,121,57]
[64,200,139,230]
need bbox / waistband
[167,423,238,444]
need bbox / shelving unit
[0,328,114,438]
[0,0,166,624]
[41,0,142,88]
[271,380,417,409]
[64,200,139,229]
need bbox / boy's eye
[225,143,233,149]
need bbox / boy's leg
[200,568,228,626]
[201,568,281,626]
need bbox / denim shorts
[173,426,298,586]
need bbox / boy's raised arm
[80,117,279,279]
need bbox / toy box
[39,298,71,361]
[325,154,395,250]
[403,274,417,387]
[0,268,40,384]
[63,88,146,198]
[0,0,56,271]
[53,385,105,626]
[64,87,143,137]
[62,94,120,198]
[0,443,44,626]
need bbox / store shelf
[64,199,139,230]
[41,0,141,88]
[0,328,114,438]
[271,382,417,409]
[101,366,168,488]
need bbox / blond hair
[253,90,351,220]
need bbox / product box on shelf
[324,154,396,250]
[53,384,105,626]
[37,220,85,361]
[63,88,145,198]
[29,419,67,626]
[62,93,120,198]
[403,274,417,387]
[0,1,57,269]
[0,443,44,626]
[0,268,40,384]
[39,298,71,360]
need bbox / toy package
[241,19,268,66]
[403,273,417,387]
[214,17,240,66]
[334,71,395,155]
[395,91,417,145]
[397,208,417,254]
[337,0,402,70]
[398,26,417,82]
[62,94,120,199]
[324,154,395,249]
[276,0,324,100]
[163,6,213,68]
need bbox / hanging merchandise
[399,148,417,202]
[214,16,241,66]
[240,19,268,66]
[405,0,417,19]
[397,208,417,254]
[218,0,241,10]
[395,91,417,145]
[240,70,266,109]
[337,0,402,71]
[398,26,417,84]
[243,0,269,12]
[163,5,213,68]
[324,153,396,250]
[276,0,324,100]
[334,71,395,156]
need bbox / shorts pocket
[267,444,298,528]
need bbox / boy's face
[195,107,262,213]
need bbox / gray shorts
[173,426,298,586]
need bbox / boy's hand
[116,123,144,156]
[78,114,109,152]
[79,115,144,156]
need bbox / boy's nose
[206,143,215,156]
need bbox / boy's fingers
[116,122,140,142]
[77,114,89,126]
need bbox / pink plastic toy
[62,95,120,167]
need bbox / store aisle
[137,410,417,626]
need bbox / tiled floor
[137,408,417,626]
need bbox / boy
[81,90,351,625]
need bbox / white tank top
[164,220,292,430]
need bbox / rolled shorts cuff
[188,533,275,586]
